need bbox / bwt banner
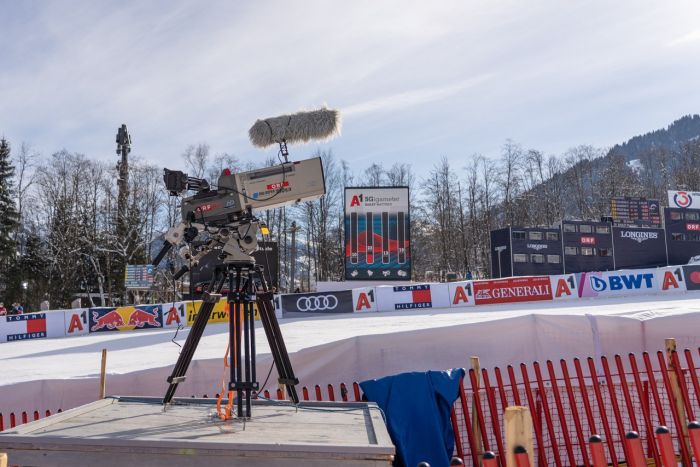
[344,186,411,281]
[376,283,450,311]
[668,190,700,210]
[550,274,578,300]
[579,269,659,298]
[473,276,553,305]
[448,281,475,308]
[352,287,378,312]
[88,305,163,333]
[280,291,354,314]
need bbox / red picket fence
[3,345,700,467]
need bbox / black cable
[256,362,275,396]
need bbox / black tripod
[163,260,299,418]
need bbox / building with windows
[490,213,700,278]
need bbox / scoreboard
[610,197,661,227]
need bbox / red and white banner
[658,266,687,293]
[375,283,450,311]
[473,276,553,306]
[352,287,378,312]
[162,302,188,328]
[549,274,578,300]
[63,309,90,336]
[448,281,475,308]
[0,312,64,342]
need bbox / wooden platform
[0,396,394,466]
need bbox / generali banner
[472,276,553,306]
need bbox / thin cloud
[668,29,700,46]
[343,74,494,117]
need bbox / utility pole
[286,221,301,292]
[116,124,131,303]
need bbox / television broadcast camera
[154,107,340,418]
[152,108,337,272]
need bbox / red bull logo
[90,306,162,332]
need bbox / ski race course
[3,292,700,415]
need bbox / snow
[2,293,700,414]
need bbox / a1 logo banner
[448,281,475,308]
[162,302,188,328]
[352,287,377,312]
[658,266,686,293]
[64,308,90,336]
[549,274,578,300]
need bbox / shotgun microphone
[248,107,341,149]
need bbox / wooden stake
[505,406,534,467]
[666,337,690,465]
[471,356,483,465]
[0,452,7,467]
[99,349,107,399]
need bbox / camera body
[178,157,326,226]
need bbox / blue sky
[2,1,700,175]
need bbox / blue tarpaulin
[360,368,465,467]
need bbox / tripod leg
[163,272,226,405]
[255,268,300,403]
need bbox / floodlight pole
[116,124,131,303]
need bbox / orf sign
[473,276,553,306]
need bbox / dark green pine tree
[0,138,20,282]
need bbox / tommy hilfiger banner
[344,187,411,280]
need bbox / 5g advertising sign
[344,187,411,280]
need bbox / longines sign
[619,230,659,244]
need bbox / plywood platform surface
[0,397,394,466]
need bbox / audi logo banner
[280,291,354,314]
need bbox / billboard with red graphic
[344,187,411,280]
[473,276,553,305]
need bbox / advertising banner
[185,299,260,326]
[375,283,450,311]
[578,269,659,298]
[549,274,578,300]
[448,281,475,308]
[344,187,411,281]
[280,291,354,314]
[162,302,188,328]
[473,276,553,306]
[0,312,63,342]
[612,227,667,269]
[63,308,90,336]
[668,190,700,209]
[683,265,700,291]
[658,266,687,293]
[88,305,163,333]
[352,287,378,312]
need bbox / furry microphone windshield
[248,107,341,149]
